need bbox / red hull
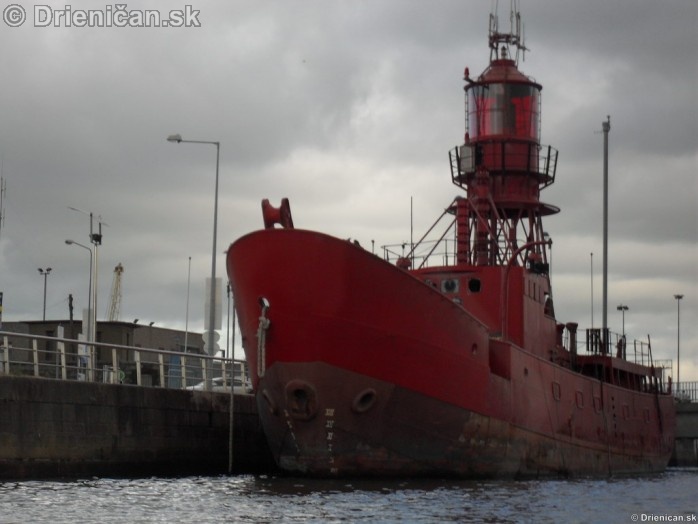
[227,229,675,478]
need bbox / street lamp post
[616,304,628,338]
[65,240,93,344]
[601,116,611,355]
[38,267,52,321]
[674,294,683,389]
[167,134,221,362]
[68,207,105,343]
[616,304,628,360]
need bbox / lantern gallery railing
[450,140,558,188]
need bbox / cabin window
[468,278,481,293]
[552,381,561,401]
[575,391,584,409]
[441,279,459,294]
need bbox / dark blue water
[0,469,696,523]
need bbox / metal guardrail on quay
[675,381,698,403]
[0,330,249,391]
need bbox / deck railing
[0,330,249,392]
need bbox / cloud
[0,0,696,378]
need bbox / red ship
[226,11,675,478]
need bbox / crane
[106,263,124,321]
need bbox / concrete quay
[0,375,276,479]
[672,401,698,467]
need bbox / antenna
[489,0,529,64]
[67,206,109,245]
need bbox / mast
[449,6,558,270]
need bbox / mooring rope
[257,302,270,377]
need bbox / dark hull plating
[258,363,670,478]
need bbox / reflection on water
[0,469,696,523]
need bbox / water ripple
[0,469,696,523]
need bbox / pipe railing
[0,330,250,393]
[674,381,698,403]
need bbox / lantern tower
[449,9,558,269]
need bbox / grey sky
[1,0,696,379]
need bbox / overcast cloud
[1,0,696,380]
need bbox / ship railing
[383,234,535,271]
[561,326,688,396]
[582,328,660,367]
[0,330,250,393]
[382,238,458,269]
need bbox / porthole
[352,388,377,413]
[468,278,481,293]
[441,279,459,293]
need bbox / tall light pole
[616,304,628,338]
[590,252,594,329]
[184,255,191,353]
[674,294,683,387]
[38,267,52,320]
[68,207,105,341]
[167,134,221,363]
[65,240,93,344]
[601,116,610,354]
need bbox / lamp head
[167,134,183,143]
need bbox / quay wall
[672,402,698,467]
[0,375,276,479]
